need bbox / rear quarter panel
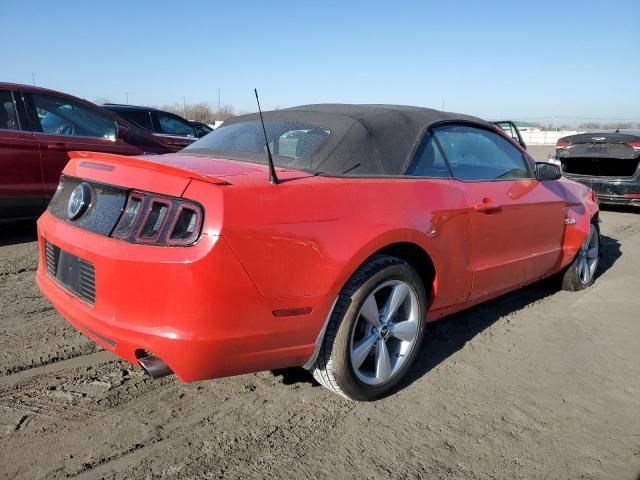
[555,177,599,266]
[213,176,472,313]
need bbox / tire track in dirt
[0,350,114,387]
[0,358,183,478]
[72,377,355,480]
[0,256,98,377]
[601,209,640,240]
[0,359,174,421]
[1,352,351,480]
[0,308,98,377]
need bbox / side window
[29,93,116,139]
[405,132,450,177]
[194,123,212,138]
[156,112,196,137]
[432,124,532,181]
[118,110,153,131]
[0,91,20,131]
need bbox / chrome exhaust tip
[138,355,174,379]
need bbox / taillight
[625,141,640,150]
[167,204,202,245]
[556,138,571,149]
[112,193,143,239]
[111,191,203,246]
[136,198,172,243]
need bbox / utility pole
[183,96,186,117]
[125,92,129,104]
[32,73,36,86]
[218,88,221,121]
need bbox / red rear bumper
[36,212,318,381]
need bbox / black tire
[311,254,427,401]
[561,221,601,291]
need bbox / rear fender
[560,191,599,266]
[327,228,441,307]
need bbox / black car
[191,121,213,138]
[101,104,200,149]
[556,130,640,205]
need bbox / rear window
[184,120,330,166]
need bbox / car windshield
[183,120,330,169]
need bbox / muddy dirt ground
[1,209,639,479]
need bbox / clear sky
[2,0,639,122]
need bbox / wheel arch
[373,242,437,307]
[560,192,600,268]
[304,236,438,370]
[329,230,441,310]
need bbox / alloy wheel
[578,224,599,285]
[349,280,420,386]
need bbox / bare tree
[161,102,236,123]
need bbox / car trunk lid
[558,132,640,159]
[49,151,258,240]
[66,151,239,191]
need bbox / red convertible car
[36,104,600,400]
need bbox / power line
[511,115,640,121]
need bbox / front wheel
[311,255,427,401]
[561,222,601,291]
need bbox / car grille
[45,241,96,304]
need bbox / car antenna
[254,88,279,185]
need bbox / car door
[403,131,473,310]
[0,89,44,219]
[23,92,143,200]
[432,123,566,300]
[494,121,527,150]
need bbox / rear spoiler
[68,151,230,185]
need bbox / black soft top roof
[203,104,491,176]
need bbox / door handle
[47,143,68,150]
[474,201,502,213]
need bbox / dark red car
[0,83,177,221]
